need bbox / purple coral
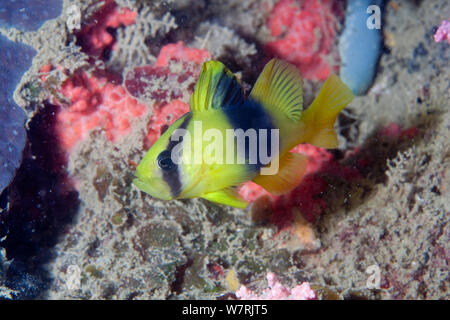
[434,19,450,44]
[235,272,316,300]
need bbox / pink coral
[379,122,418,140]
[125,42,208,102]
[239,181,271,203]
[54,70,146,151]
[434,19,450,44]
[265,0,343,81]
[235,272,316,300]
[124,42,210,148]
[124,42,209,148]
[44,36,209,154]
[125,65,177,102]
[155,41,210,67]
[76,0,136,56]
[47,3,209,156]
[145,99,190,147]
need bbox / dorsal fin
[190,60,244,112]
[250,59,303,121]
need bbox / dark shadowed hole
[0,103,80,299]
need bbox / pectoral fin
[201,188,248,208]
[253,152,308,195]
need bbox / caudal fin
[301,74,354,148]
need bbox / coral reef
[191,22,257,67]
[108,7,177,71]
[50,69,147,152]
[45,40,208,154]
[265,0,343,81]
[0,104,79,299]
[307,112,449,299]
[124,42,208,147]
[236,272,316,300]
[75,0,136,57]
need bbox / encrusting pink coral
[265,0,343,81]
[145,99,190,147]
[42,39,209,154]
[155,41,210,67]
[235,272,316,300]
[54,70,147,151]
[434,19,450,44]
[38,0,211,155]
[124,41,209,101]
[124,41,209,148]
[379,122,418,140]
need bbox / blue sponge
[0,35,36,194]
[339,0,383,95]
[0,0,62,31]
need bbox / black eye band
[157,150,176,171]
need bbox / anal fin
[201,188,248,208]
[253,152,308,195]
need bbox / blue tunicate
[0,0,63,31]
[339,0,384,95]
[0,34,36,194]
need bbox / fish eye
[157,150,176,171]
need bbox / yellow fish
[133,59,354,208]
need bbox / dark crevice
[168,257,193,296]
[0,103,80,299]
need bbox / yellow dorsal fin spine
[250,59,303,121]
[301,74,354,149]
[190,60,244,112]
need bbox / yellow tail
[301,74,354,148]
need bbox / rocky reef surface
[0,0,448,299]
